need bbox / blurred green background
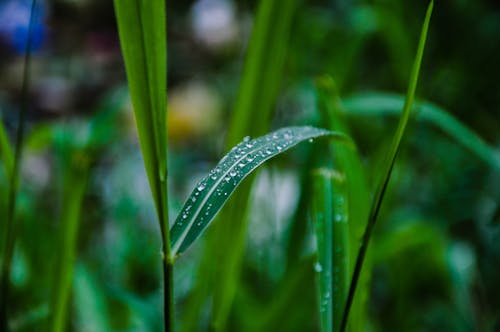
[0,0,499,331]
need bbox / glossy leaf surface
[170,126,349,257]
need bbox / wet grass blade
[311,169,349,332]
[342,92,500,170]
[170,126,349,258]
[340,1,434,331]
[315,76,372,332]
[206,0,299,328]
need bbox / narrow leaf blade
[340,2,434,331]
[0,116,13,180]
[170,126,349,257]
[113,0,168,231]
[342,92,500,170]
[312,168,349,332]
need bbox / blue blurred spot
[0,0,46,54]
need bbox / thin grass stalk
[339,2,434,331]
[0,1,37,328]
[49,154,90,332]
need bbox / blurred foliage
[0,0,499,331]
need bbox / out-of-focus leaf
[170,126,349,257]
[0,112,13,180]
[342,92,500,170]
[340,2,433,330]
[73,264,112,332]
[50,156,90,332]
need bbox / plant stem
[163,178,173,332]
[0,0,37,329]
[339,2,433,331]
[163,256,174,332]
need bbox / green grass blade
[205,0,299,329]
[250,256,317,332]
[113,0,168,234]
[340,2,434,331]
[50,157,89,332]
[73,264,111,332]
[170,126,349,257]
[312,169,349,332]
[315,77,372,332]
[0,114,13,180]
[113,1,171,329]
[342,92,500,170]
[225,0,298,146]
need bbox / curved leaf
[342,92,500,170]
[169,126,349,258]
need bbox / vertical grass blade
[315,77,371,332]
[113,0,168,233]
[203,0,299,329]
[339,2,434,331]
[312,169,349,332]
[0,116,13,181]
[0,1,37,328]
[50,156,89,332]
[112,1,171,329]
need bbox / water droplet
[230,170,237,177]
[239,163,245,168]
[265,149,272,155]
[243,136,250,142]
[182,213,187,219]
[211,174,218,180]
[276,145,283,151]
[225,176,231,182]
[314,262,323,272]
[245,143,254,148]
[308,138,313,143]
[246,155,254,162]
[197,184,206,191]
[191,197,196,202]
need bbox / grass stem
[339,2,434,331]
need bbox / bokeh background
[0,0,499,331]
